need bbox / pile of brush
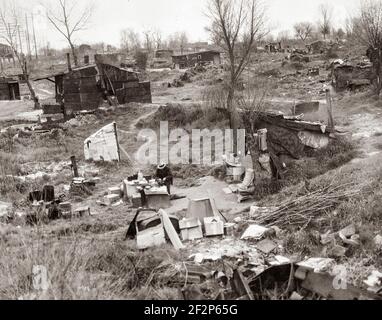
[252,180,368,228]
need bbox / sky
[9,0,362,49]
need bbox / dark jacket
[156,166,173,185]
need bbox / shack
[265,42,282,53]
[0,76,20,100]
[34,65,101,115]
[306,40,339,55]
[172,50,221,69]
[255,112,334,160]
[34,57,152,116]
[332,62,373,91]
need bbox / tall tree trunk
[21,58,40,109]
[378,49,382,97]
[69,42,78,67]
[26,79,40,109]
[227,85,241,154]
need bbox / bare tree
[142,29,154,53]
[0,0,40,108]
[351,0,382,95]
[167,31,189,53]
[277,30,290,42]
[152,29,163,50]
[206,0,267,151]
[45,0,95,67]
[335,27,345,40]
[120,28,141,52]
[120,29,130,51]
[318,3,333,40]
[294,22,314,43]
[179,32,188,54]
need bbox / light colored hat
[157,162,167,170]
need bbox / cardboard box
[204,217,224,237]
[104,194,120,206]
[179,218,203,241]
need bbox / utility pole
[17,26,23,55]
[31,14,38,60]
[25,14,32,61]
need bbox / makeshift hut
[254,112,334,160]
[0,76,20,100]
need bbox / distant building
[265,42,282,53]
[306,40,339,55]
[154,49,174,60]
[172,50,222,69]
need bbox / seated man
[155,162,173,194]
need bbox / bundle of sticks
[252,180,368,228]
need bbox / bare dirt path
[0,100,41,122]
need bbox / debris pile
[249,181,367,228]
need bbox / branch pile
[251,180,368,228]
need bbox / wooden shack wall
[172,52,220,68]
[116,81,152,104]
[98,64,152,104]
[63,67,101,113]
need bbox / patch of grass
[0,234,183,300]
[137,103,229,131]
[285,137,359,184]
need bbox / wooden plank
[231,269,254,300]
[159,209,185,250]
[258,113,333,133]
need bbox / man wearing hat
[155,162,173,195]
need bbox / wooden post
[113,122,121,162]
[18,26,23,55]
[326,89,335,129]
[31,14,38,60]
[25,14,32,61]
[10,85,15,100]
[71,156,79,178]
